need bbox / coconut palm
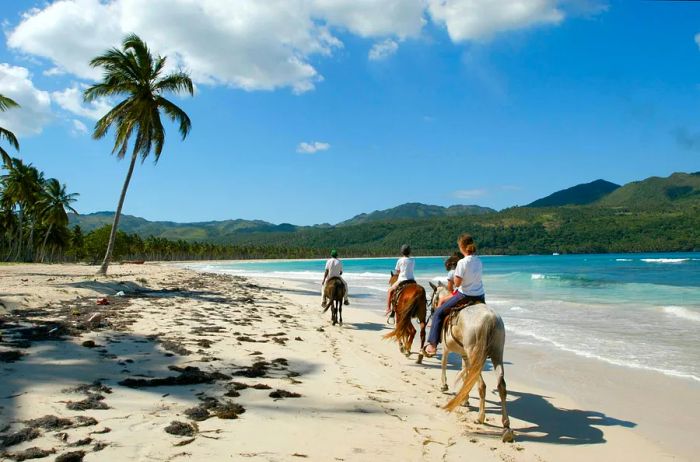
[84,33,194,275]
[1,158,44,261]
[0,95,20,167]
[38,178,79,262]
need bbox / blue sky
[0,0,699,225]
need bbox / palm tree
[84,33,194,275]
[1,158,44,261]
[0,95,20,167]
[38,178,79,262]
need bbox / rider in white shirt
[386,244,415,315]
[321,249,349,307]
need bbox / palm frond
[156,96,191,139]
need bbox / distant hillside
[527,179,620,207]
[597,172,700,209]
[68,212,291,241]
[338,202,495,226]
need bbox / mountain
[596,172,700,209]
[68,212,291,241]
[527,179,620,207]
[337,202,495,226]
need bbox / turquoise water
[186,252,700,382]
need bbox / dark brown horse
[322,277,346,326]
[383,272,428,363]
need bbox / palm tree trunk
[14,207,23,262]
[40,223,53,263]
[97,152,138,275]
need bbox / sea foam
[641,258,689,264]
[663,306,700,323]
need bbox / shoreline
[0,263,696,461]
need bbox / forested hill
[68,172,700,256]
[527,179,620,207]
[337,203,495,226]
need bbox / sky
[0,0,699,226]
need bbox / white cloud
[71,119,88,135]
[453,188,487,199]
[428,0,564,42]
[297,141,330,153]
[0,63,52,136]
[369,39,399,61]
[52,85,111,120]
[7,0,426,94]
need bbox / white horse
[428,282,514,443]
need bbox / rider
[423,234,485,357]
[436,251,463,308]
[321,249,349,308]
[385,244,415,315]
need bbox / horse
[322,276,346,326]
[383,272,428,364]
[428,281,514,443]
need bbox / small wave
[531,273,559,280]
[507,327,700,383]
[641,258,689,264]
[615,258,633,262]
[663,306,700,323]
[509,306,527,312]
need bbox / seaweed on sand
[118,366,229,388]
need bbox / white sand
[0,263,696,461]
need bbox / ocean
[184,252,700,383]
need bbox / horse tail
[444,312,496,412]
[383,288,424,342]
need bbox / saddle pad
[392,279,416,308]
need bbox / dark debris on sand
[269,389,302,399]
[233,361,270,378]
[0,428,41,448]
[1,446,56,461]
[62,381,112,395]
[65,394,109,411]
[24,415,98,432]
[119,366,230,388]
[55,450,85,462]
[164,421,198,437]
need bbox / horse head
[428,280,448,308]
[388,270,398,286]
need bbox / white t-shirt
[395,257,415,282]
[325,258,343,279]
[454,255,484,296]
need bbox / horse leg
[416,320,426,364]
[338,300,343,326]
[405,324,416,358]
[331,304,337,325]
[477,374,486,423]
[493,356,514,442]
[440,346,449,391]
[461,356,471,408]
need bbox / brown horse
[383,272,428,363]
[322,277,346,326]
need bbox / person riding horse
[321,249,349,309]
[386,244,415,317]
[423,234,485,357]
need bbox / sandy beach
[0,263,697,461]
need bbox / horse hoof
[476,414,485,423]
[502,429,514,443]
[415,354,423,364]
[399,346,406,354]
[440,384,448,392]
[404,350,411,358]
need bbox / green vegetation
[84,33,194,275]
[338,202,495,226]
[0,94,20,167]
[527,179,620,207]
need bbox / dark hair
[444,251,463,271]
[400,244,411,256]
[458,234,477,254]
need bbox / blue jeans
[427,292,485,346]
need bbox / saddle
[443,297,485,346]
[391,279,416,308]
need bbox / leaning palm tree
[38,178,79,262]
[84,33,193,275]
[0,95,20,167]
